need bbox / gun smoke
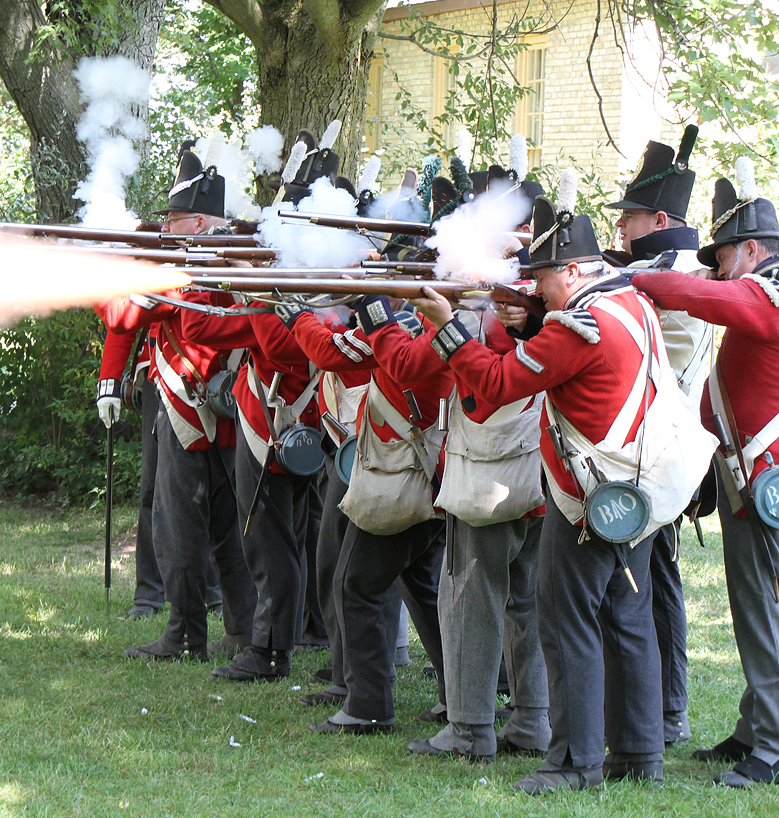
[73,56,150,228]
[426,183,531,284]
[260,178,374,267]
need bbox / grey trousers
[537,495,663,768]
[651,519,688,714]
[152,408,256,648]
[235,422,311,652]
[439,516,548,731]
[718,482,779,765]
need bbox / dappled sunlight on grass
[0,502,776,816]
[0,781,29,808]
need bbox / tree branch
[202,0,264,50]
[587,0,623,155]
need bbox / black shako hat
[528,171,601,270]
[153,147,225,218]
[466,166,543,226]
[607,125,698,222]
[697,176,779,268]
[282,127,341,205]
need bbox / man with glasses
[96,144,256,661]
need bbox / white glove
[97,379,122,428]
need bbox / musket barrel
[186,274,490,301]
[280,210,435,237]
[72,245,277,264]
[0,222,264,249]
[361,260,437,272]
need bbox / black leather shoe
[714,756,779,787]
[314,667,332,684]
[310,718,393,735]
[407,738,494,763]
[513,763,603,795]
[496,735,546,757]
[417,704,447,724]
[691,735,752,763]
[210,646,289,682]
[603,753,663,782]
[300,690,347,706]
[124,635,206,661]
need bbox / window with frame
[516,41,546,168]
[364,50,385,153]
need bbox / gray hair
[551,260,606,279]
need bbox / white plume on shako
[260,177,374,267]
[735,155,758,201]
[193,132,264,220]
[426,182,532,284]
[73,56,151,228]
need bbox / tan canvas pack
[434,394,544,526]
[338,379,445,535]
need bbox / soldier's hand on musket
[407,286,454,330]
[494,303,529,330]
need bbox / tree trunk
[208,0,387,205]
[0,0,164,222]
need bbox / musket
[361,260,437,275]
[280,213,534,247]
[712,410,779,602]
[184,270,545,311]
[0,222,262,248]
[280,210,436,238]
[75,245,278,265]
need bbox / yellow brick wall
[368,0,672,204]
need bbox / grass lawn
[0,500,776,817]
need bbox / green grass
[0,502,777,817]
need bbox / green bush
[0,309,142,505]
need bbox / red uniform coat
[441,277,658,502]
[288,310,454,445]
[633,263,779,483]
[95,291,236,450]
[181,304,319,472]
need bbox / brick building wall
[369,0,674,202]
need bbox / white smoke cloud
[246,126,285,176]
[260,177,374,267]
[366,191,426,223]
[190,130,282,220]
[426,182,530,284]
[73,56,150,228]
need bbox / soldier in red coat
[634,162,779,787]
[96,148,256,660]
[409,180,670,793]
